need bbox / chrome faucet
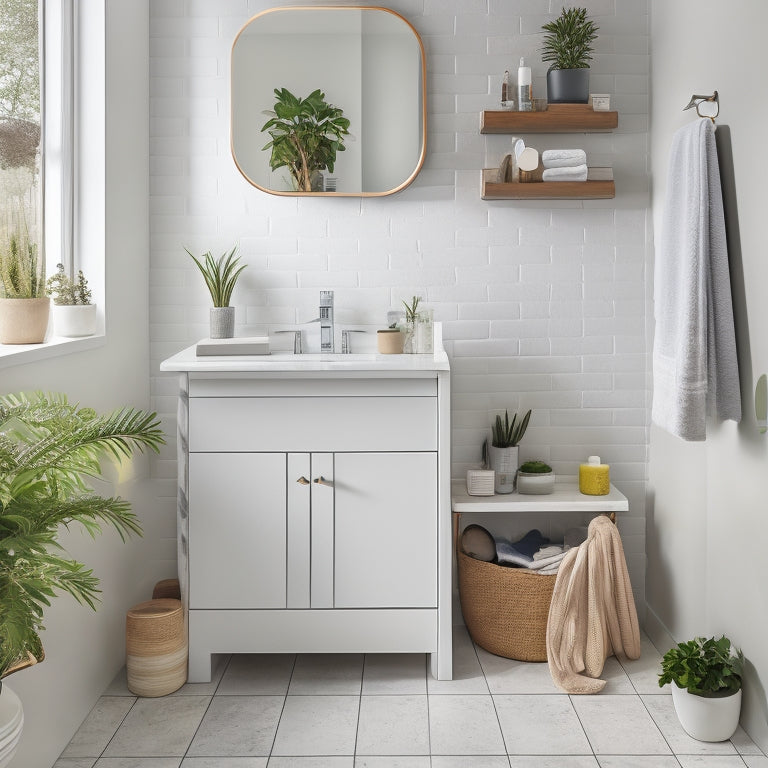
[319,290,334,352]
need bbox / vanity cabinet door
[188,452,287,610]
[333,452,437,608]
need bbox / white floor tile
[428,694,506,755]
[271,696,359,756]
[268,760,352,767]
[642,695,738,755]
[187,696,284,757]
[174,654,231,696]
[508,758,599,768]
[743,757,768,767]
[431,758,510,768]
[476,647,557,694]
[356,695,429,755]
[428,627,488,694]
[94,760,182,767]
[354,758,430,767]
[619,634,670,695]
[494,694,592,755]
[676,757,752,767]
[731,726,765,755]
[571,694,671,755]
[61,697,135,758]
[362,654,427,694]
[182,759,267,767]
[288,654,364,695]
[53,760,97,768]
[102,696,210,758]
[218,654,296,695]
[599,656,636,695]
[597,758,681,768]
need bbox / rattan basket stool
[152,578,181,601]
[126,598,187,697]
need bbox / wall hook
[684,91,719,122]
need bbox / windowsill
[0,333,105,369]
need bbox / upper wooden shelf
[481,104,618,134]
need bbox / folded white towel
[526,551,567,570]
[542,149,587,169]
[534,545,563,561]
[542,164,588,182]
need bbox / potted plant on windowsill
[46,263,97,337]
[488,409,531,494]
[0,391,164,759]
[0,220,48,344]
[658,635,744,742]
[186,245,247,339]
[261,87,350,193]
[540,6,599,104]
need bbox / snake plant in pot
[540,6,599,104]
[488,409,531,494]
[0,392,163,760]
[186,245,247,339]
[658,635,744,742]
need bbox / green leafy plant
[0,219,44,298]
[519,460,552,473]
[402,295,421,323]
[540,6,599,71]
[659,636,744,697]
[261,87,351,193]
[46,263,92,305]
[186,245,247,308]
[0,391,164,679]
[491,409,531,448]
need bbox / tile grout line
[266,653,299,761]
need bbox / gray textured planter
[546,68,590,104]
[209,306,235,339]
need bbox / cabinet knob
[313,476,333,487]
[296,476,310,485]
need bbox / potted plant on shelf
[186,245,247,339]
[0,220,48,344]
[488,409,531,494]
[658,635,744,742]
[261,87,350,193]
[401,295,421,354]
[540,6,599,104]
[517,460,555,495]
[0,391,164,760]
[46,263,97,337]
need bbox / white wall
[648,0,768,752]
[1,2,164,767]
[149,0,651,608]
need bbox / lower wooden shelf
[481,167,615,200]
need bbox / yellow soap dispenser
[579,455,610,496]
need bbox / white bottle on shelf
[517,57,532,112]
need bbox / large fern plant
[540,7,599,71]
[0,392,164,679]
[261,87,350,193]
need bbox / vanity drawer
[189,396,438,452]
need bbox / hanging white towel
[652,119,741,441]
[542,149,587,168]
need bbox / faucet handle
[274,329,303,354]
[341,329,366,354]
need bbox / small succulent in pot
[488,409,532,494]
[517,459,554,495]
[46,264,92,305]
[519,460,552,474]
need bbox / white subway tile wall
[149,0,650,609]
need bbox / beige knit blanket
[546,514,641,694]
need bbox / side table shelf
[480,104,618,134]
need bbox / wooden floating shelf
[481,167,615,200]
[481,104,618,134]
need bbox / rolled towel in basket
[542,164,588,182]
[542,149,587,169]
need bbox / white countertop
[451,478,628,513]
[160,324,449,374]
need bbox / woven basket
[152,578,181,601]
[457,546,556,662]
[126,598,187,697]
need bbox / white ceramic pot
[209,306,235,339]
[0,297,50,344]
[0,684,24,768]
[671,683,742,742]
[517,471,555,495]
[52,303,97,337]
[488,445,518,494]
[377,329,404,354]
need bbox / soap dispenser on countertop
[579,455,610,496]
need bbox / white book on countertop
[196,336,270,356]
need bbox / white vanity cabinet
[161,345,452,681]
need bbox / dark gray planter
[546,68,590,104]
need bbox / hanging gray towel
[652,119,741,441]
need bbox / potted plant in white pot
[488,409,531,494]
[0,392,164,762]
[658,635,744,742]
[540,6,599,104]
[0,221,48,344]
[46,263,97,337]
[517,460,555,495]
[186,245,247,339]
